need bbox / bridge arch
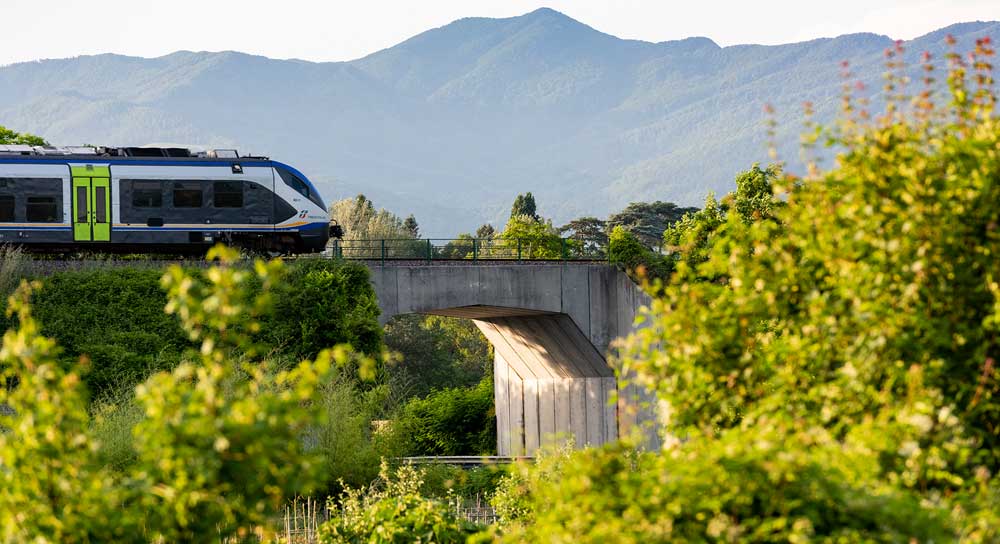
[369,263,659,455]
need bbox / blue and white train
[0,145,334,253]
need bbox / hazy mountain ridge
[1,9,997,235]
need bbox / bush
[266,258,382,359]
[0,247,375,541]
[383,314,493,398]
[493,438,952,543]
[394,377,497,456]
[611,42,1000,540]
[319,462,480,544]
[306,372,406,492]
[0,258,382,400]
[607,225,671,281]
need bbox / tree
[732,163,781,224]
[558,216,608,256]
[662,163,781,271]
[607,201,697,250]
[509,193,539,221]
[661,193,726,271]
[475,223,496,239]
[383,314,493,397]
[328,195,421,257]
[403,215,420,238]
[328,194,414,241]
[500,215,565,259]
[0,125,47,146]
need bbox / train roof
[0,145,269,162]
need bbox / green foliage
[403,215,420,237]
[731,163,781,224]
[558,216,608,256]
[494,439,951,543]
[319,462,480,544]
[663,163,780,272]
[20,268,188,396]
[500,215,567,259]
[610,48,1000,540]
[419,464,505,500]
[607,225,671,280]
[394,377,496,456]
[438,232,476,259]
[0,258,381,400]
[0,282,133,542]
[0,244,27,302]
[509,192,538,221]
[266,258,383,360]
[607,201,697,250]
[475,223,496,239]
[329,194,417,241]
[384,314,492,398]
[0,247,374,542]
[0,124,48,146]
[306,371,405,491]
[661,192,727,270]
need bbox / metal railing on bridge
[329,238,608,263]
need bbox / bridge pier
[368,263,659,453]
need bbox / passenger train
[0,145,334,254]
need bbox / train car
[0,145,333,254]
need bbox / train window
[0,195,13,222]
[26,196,58,223]
[213,181,243,208]
[276,167,325,209]
[173,182,202,208]
[132,181,162,208]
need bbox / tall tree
[607,201,697,250]
[558,217,608,255]
[328,194,414,240]
[475,223,496,239]
[403,215,420,238]
[0,125,47,146]
[509,193,539,221]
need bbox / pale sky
[2,0,998,67]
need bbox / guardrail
[329,238,607,263]
[399,455,534,467]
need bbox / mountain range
[1,8,998,235]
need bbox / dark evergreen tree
[607,201,697,250]
[475,223,496,239]
[510,192,539,221]
[403,215,420,238]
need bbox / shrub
[266,258,382,359]
[607,225,671,280]
[610,41,1000,539]
[383,314,493,398]
[23,268,188,396]
[0,258,382,400]
[0,282,135,542]
[0,247,373,541]
[493,437,952,543]
[394,377,497,456]
[306,372,406,492]
[319,462,480,544]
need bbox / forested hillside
[2,9,998,234]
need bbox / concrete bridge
[367,262,660,455]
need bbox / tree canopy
[0,125,47,146]
[509,192,539,221]
[607,201,697,250]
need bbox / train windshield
[275,167,325,210]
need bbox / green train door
[71,166,111,242]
